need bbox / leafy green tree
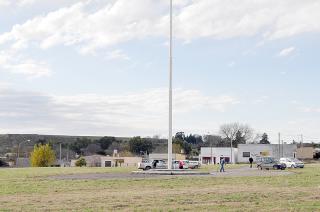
[129,137,153,154]
[70,138,92,155]
[233,130,246,147]
[30,144,56,167]
[75,157,87,167]
[259,133,270,144]
[175,132,186,141]
[203,134,228,147]
[98,136,116,150]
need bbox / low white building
[100,156,142,167]
[199,147,238,164]
[237,144,297,163]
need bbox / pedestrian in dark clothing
[249,157,253,168]
[220,157,225,172]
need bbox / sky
[0,0,320,143]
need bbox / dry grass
[0,164,320,211]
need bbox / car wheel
[273,165,278,170]
[144,166,151,171]
[291,165,295,168]
[194,165,198,169]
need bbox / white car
[279,158,304,168]
[172,160,189,169]
[188,161,201,169]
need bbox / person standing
[249,157,253,168]
[220,157,225,172]
[179,160,184,169]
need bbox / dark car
[257,157,286,170]
[0,159,9,167]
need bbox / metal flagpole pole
[168,0,173,170]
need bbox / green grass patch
[0,164,319,211]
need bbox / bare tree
[220,123,239,142]
[219,123,253,144]
[238,124,254,142]
[219,122,254,163]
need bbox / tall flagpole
[168,0,173,170]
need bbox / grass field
[0,164,320,211]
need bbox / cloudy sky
[0,0,320,143]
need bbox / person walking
[220,157,225,172]
[249,157,253,168]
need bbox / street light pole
[17,139,30,167]
[168,0,173,170]
[230,138,233,164]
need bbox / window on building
[243,152,250,157]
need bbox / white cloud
[0,0,38,7]
[278,46,296,57]
[0,87,238,136]
[105,49,130,61]
[300,106,320,113]
[0,50,51,78]
[1,0,320,55]
[252,96,269,104]
[0,0,10,7]
[0,0,319,78]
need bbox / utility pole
[59,143,62,162]
[281,139,284,157]
[167,0,173,170]
[210,145,213,164]
[67,145,69,162]
[230,138,233,164]
[278,133,281,159]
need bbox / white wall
[237,144,297,163]
[200,147,238,164]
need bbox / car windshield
[292,158,301,162]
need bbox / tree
[175,132,185,141]
[185,134,203,145]
[259,133,270,144]
[69,138,92,155]
[75,157,87,167]
[98,136,116,150]
[30,144,56,167]
[203,134,227,147]
[220,123,253,147]
[233,130,246,147]
[129,137,153,154]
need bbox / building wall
[199,147,238,164]
[100,156,142,167]
[148,153,186,161]
[70,155,102,167]
[237,144,297,163]
[297,147,314,159]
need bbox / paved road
[49,166,292,180]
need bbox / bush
[30,144,56,167]
[75,157,87,167]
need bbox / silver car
[138,159,167,170]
